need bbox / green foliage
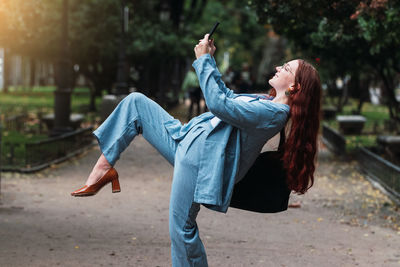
[190,0,268,67]
[251,0,364,77]
[251,0,400,120]
[355,2,400,56]
[0,0,60,58]
[0,0,270,92]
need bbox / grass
[2,130,47,143]
[323,98,392,152]
[0,86,102,115]
[0,86,104,167]
[345,135,377,151]
[6,85,91,94]
[1,130,48,168]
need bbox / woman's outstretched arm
[194,35,236,99]
[193,54,287,130]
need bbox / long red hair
[279,60,322,194]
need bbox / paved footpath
[1,136,400,267]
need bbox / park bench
[336,115,366,135]
[377,135,400,158]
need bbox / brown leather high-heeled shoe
[71,167,120,197]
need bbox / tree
[251,0,400,122]
[0,0,61,91]
[352,0,400,120]
[68,0,121,110]
[0,0,273,109]
[0,0,60,58]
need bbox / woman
[71,34,321,266]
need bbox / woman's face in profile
[268,60,299,90]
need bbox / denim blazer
[164,54,290,212]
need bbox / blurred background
[1,3,400,265]
[0,0,400,185]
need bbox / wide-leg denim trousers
[94,92,209,267]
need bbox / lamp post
[52,0,72,136]
[113,0,129,95]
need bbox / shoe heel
[111,178,121,193]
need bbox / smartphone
[208,22,220,39]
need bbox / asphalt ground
[0,134,400,267]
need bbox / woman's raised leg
[74,92,181,190]
[94,92,180,166]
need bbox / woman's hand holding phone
[194,22,219,59]
[195,34,216,59]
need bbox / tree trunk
[348,72,360,114]
[379,67,400,122]
[357,99,364,114]
[340,82,349,110]
[89,84,97,112]
[169,0,184,28]
[325,80,338,107]
[30,57,36,88]
[357,76,371,114]
[80,71,100,113]
[3,49,9,93]
[157,59,166,105]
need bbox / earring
[285,88,291,96]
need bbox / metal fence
[357,147,400,202]
[4,113,28,132]
[322,124,346,155]
[1,127,94,172]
